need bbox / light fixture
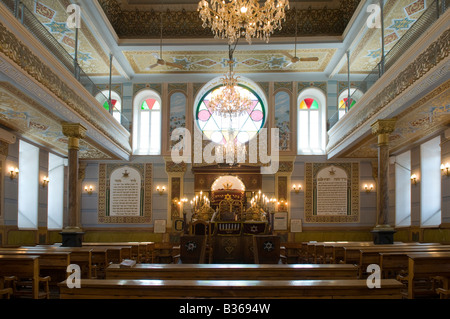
[441,163,450,176]
[292,184,302,193]
[364,184,374,193]
[209,44,252,119]
[209,44,249,167]
[42,176,50,188]
[84,185,93,195]
[198,0,290,45]
[156,186,166,195]
[9,167,19,180]
[411,174,418,185]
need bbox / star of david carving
[185,241,197,252]
[263,241,274,252]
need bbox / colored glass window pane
[300,98,319,110]
[195,85,265,144]
[339,98,356,109]
[142,99,158,111]
[103,99,118,111]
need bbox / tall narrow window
[395,151,411,227]
[297,88,326,155]
[95,90,122,123]
[420,136,441,227]
[48,153,65,230]
[133,90,162,155]
[18,140,39,229]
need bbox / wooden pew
[406,252,450,299]
[58,278,404,299]
[105,263,359,280]
[331,242,414,264]
[0,255,46,299]
[359,246,450,279]
[82,242,138,261]
[282,242,303,264]
[30,246,93,279]
[152,243,176,263]
[340,243,442,265]
[0,249,71,286]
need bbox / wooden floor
[1,240,450,300]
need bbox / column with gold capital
[61,123,87,247]
[371,119,396,244]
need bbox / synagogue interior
[0,0,449,301]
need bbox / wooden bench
[282,242,303,264]
[332,242,432,264]
[359,246,450,279]
[405,252,450,299]
[0,255,48,299]
[58,278,404,299]
[105,263,359,280]
[0,249,71,285]
[341,243,444,265]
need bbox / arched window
[133,89,162,155]
[194,77,267,145]
[338,88,364,120]
[297,88,326,155]
[95,90,122,123]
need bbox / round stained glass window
[195,84,266,145]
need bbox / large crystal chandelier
[198,0,290,45]
[209,44,252,118]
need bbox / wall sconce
[292,184,302,193]
[441,163,450,176]
[42,176,50,188]
[9,167,19,180]
[156,186,166,195]
[84,185,94,195]
[364,184,374,193]
[411,174,418,185]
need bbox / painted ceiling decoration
[342,0,429,74]
[24,0,119,76]
[124,49,336,74]
[97,0,361,39]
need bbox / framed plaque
[290,219,303,233]
[274,212,288,231]
[304,163,360,223]
[154,220,167,234]
[173,219,185,233]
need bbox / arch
[297,87,327,155]
[95,90,122,123]
[211,175,246,192]
[133,89,162,155]
[193,76,268,145]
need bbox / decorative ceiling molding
[97,0,361,39]
[124,49,337,74]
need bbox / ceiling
[1,0,445,162]
[15,0,433,78]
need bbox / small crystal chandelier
[209,44,252,119]
[198,0,290,45]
